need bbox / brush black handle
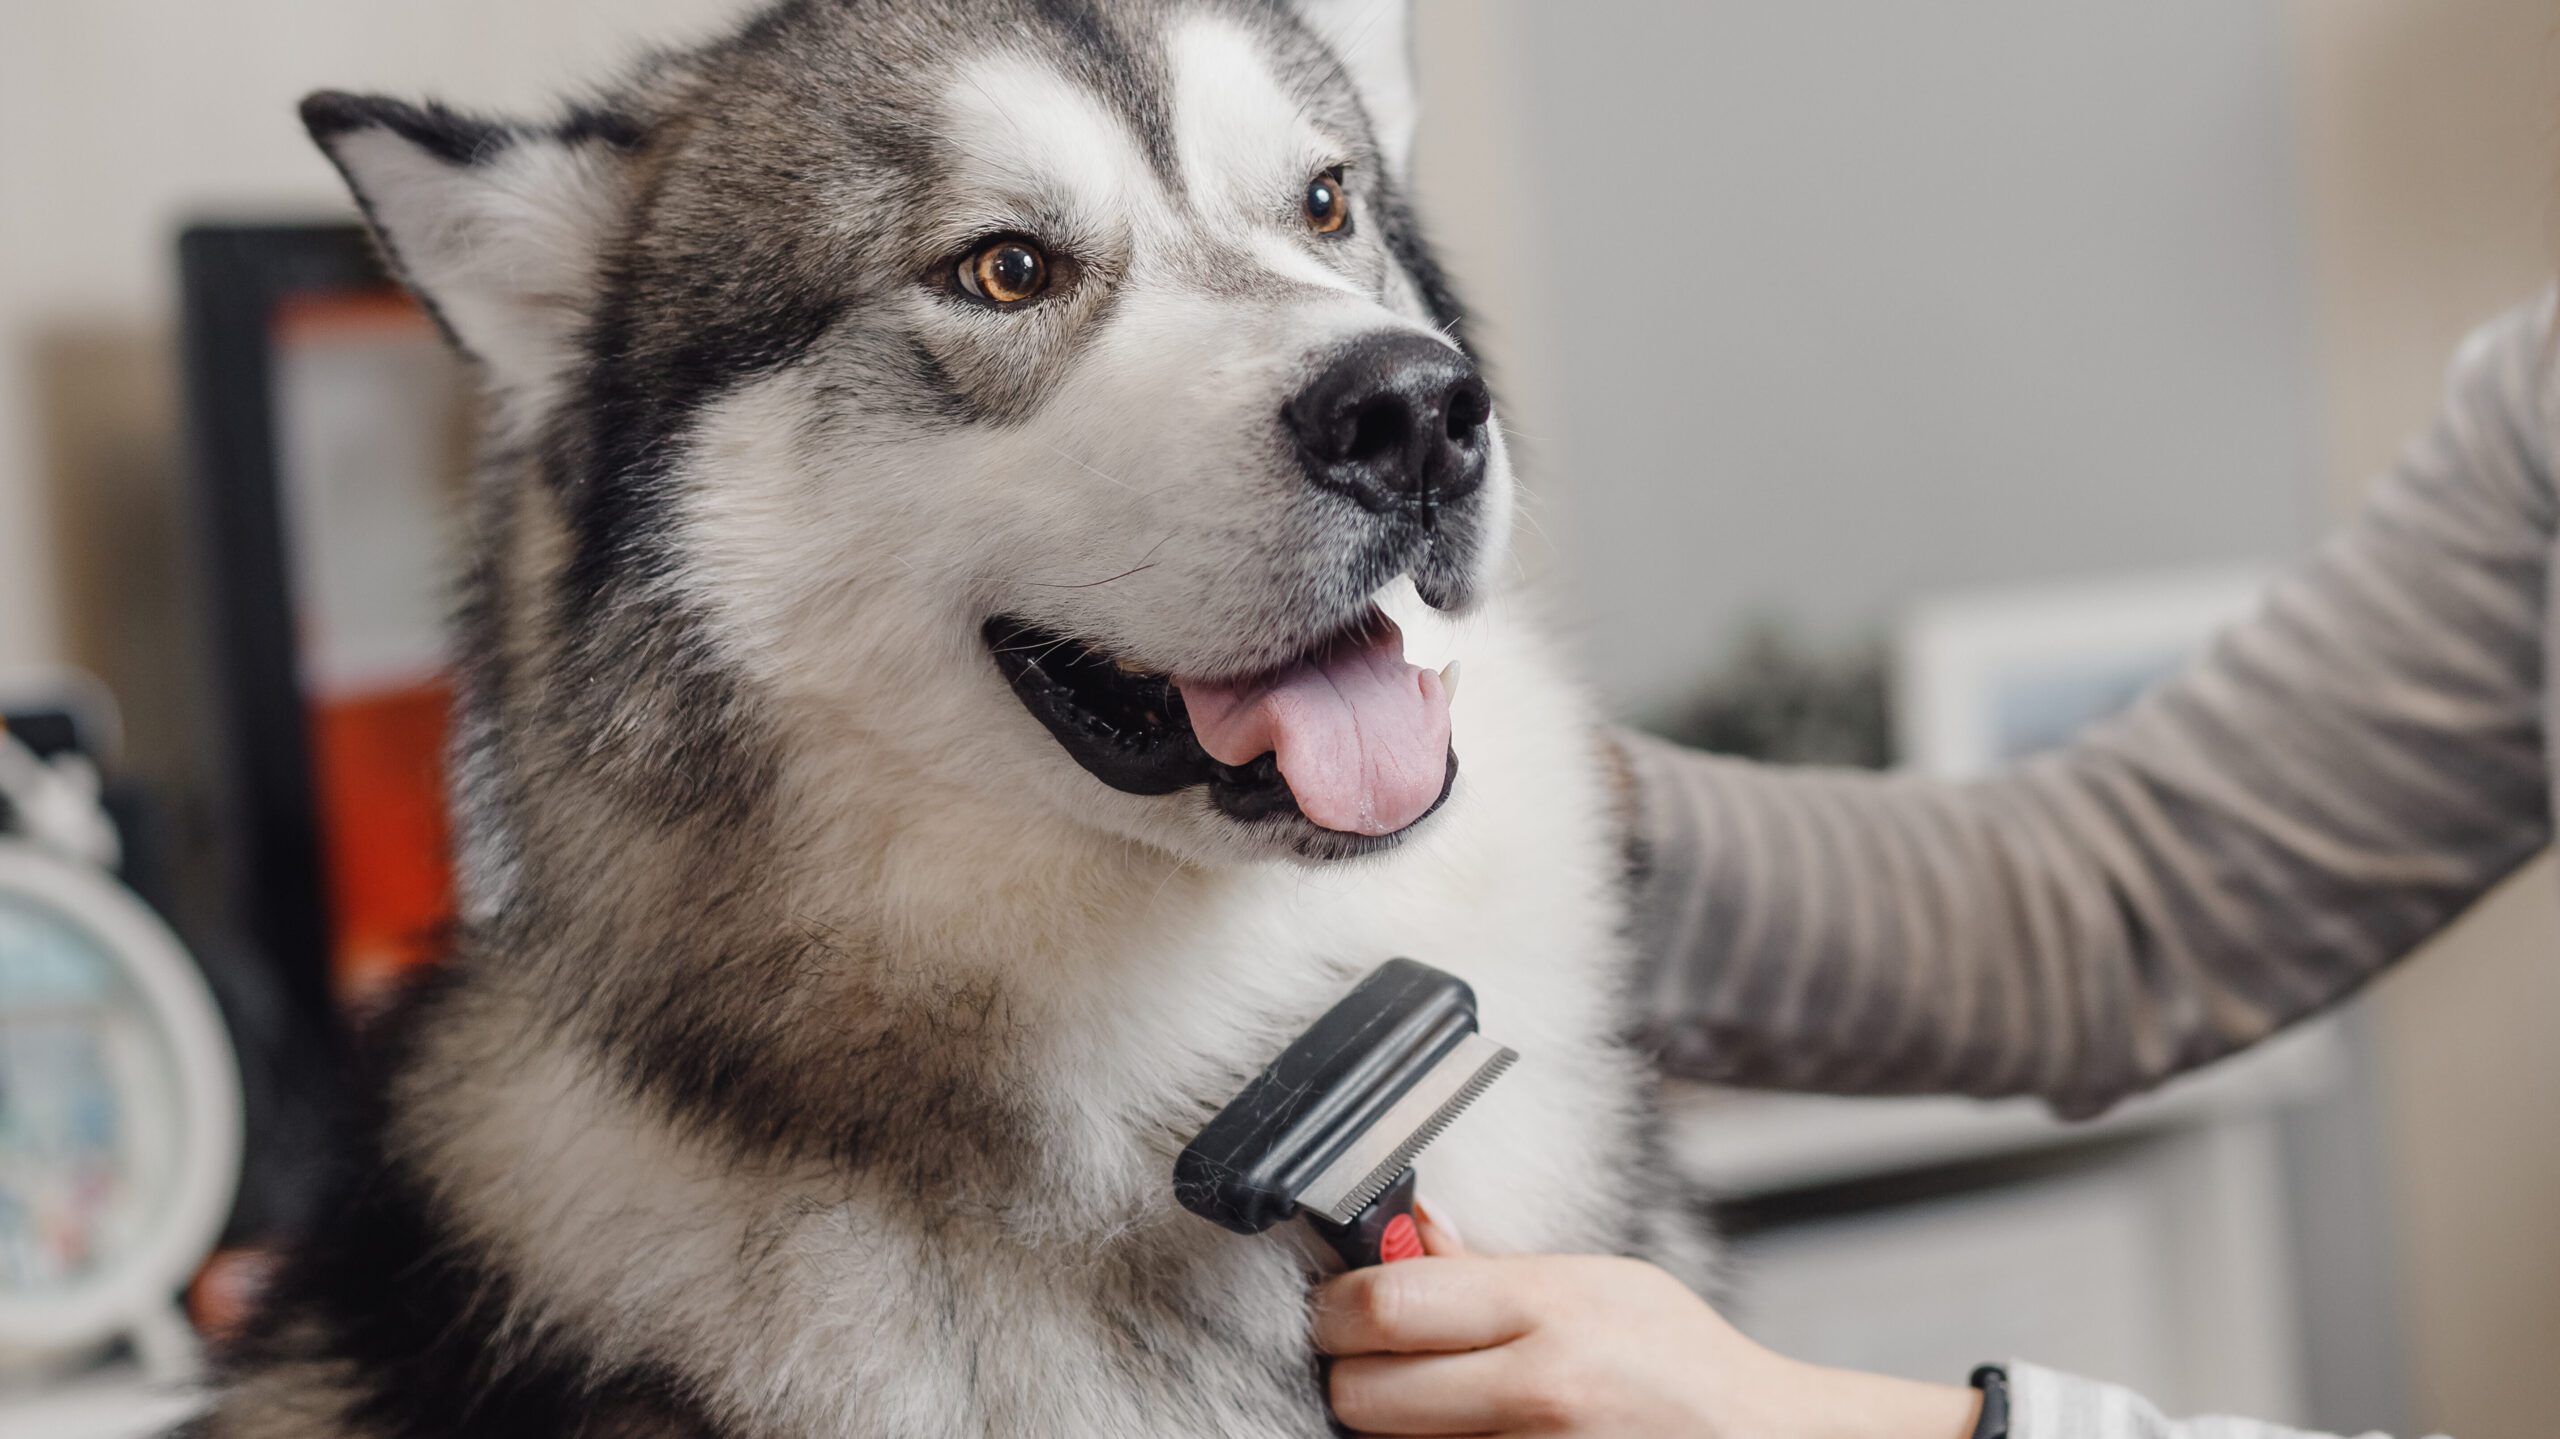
[1306,1168,1425,1268]
[1176,960,1481,1237]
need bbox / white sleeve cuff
[2002,1361,2421,1439]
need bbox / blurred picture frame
[180,224,467,1022]
[1895,566,2272,779]
[176,225,471,1254]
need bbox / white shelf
[0,1363,202,1439]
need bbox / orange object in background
[268,290,471,1010]
[305,679,454,1007]
[187,1247,285,1345]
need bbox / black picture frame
[175,223,398,1088]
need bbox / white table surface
[0,1363,203,1439]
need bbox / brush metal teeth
[1301,1036,1519,1226]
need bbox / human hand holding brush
[1314,1224,1982,1439]
[1168,959,1976,1437]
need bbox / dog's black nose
[1285,332,1492,516]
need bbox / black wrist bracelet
[1967,1364,2010,1439]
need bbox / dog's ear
[1294,0,1420,177]
[300,91,636,392]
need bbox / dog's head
[307,0,1509,866]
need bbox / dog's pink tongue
[1178,621,1451,837]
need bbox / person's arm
[1627,293,2559,1114]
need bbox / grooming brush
[1174,959,1517,1268]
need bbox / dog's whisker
[1025,561,1161,591]
[1037,439,1142,494]
[1144,861,1190,912]
[1340,0,1402,77]
[1013,533,1174,595]
[1504,493,1563,554]
[987,634,1090,669]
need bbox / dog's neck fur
[364,469,1397,1436]
[430,455,1328,1219]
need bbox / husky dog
[199,2,1708,1434]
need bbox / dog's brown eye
[960,238,1049,305]
[1304,169,1348,235]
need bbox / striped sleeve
[2004,1362,2440,1439]
[1625,293,2557,1117]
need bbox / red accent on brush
[1378,1214,1425,1263]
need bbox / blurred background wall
[2284,5,2560,1435]
[1,2,2554,1432]
[1435,2,2324,722]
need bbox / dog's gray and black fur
[193,3,1712,1434]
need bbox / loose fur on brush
[193,3,1713,1435]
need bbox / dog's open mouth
[985,608,1458,845]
